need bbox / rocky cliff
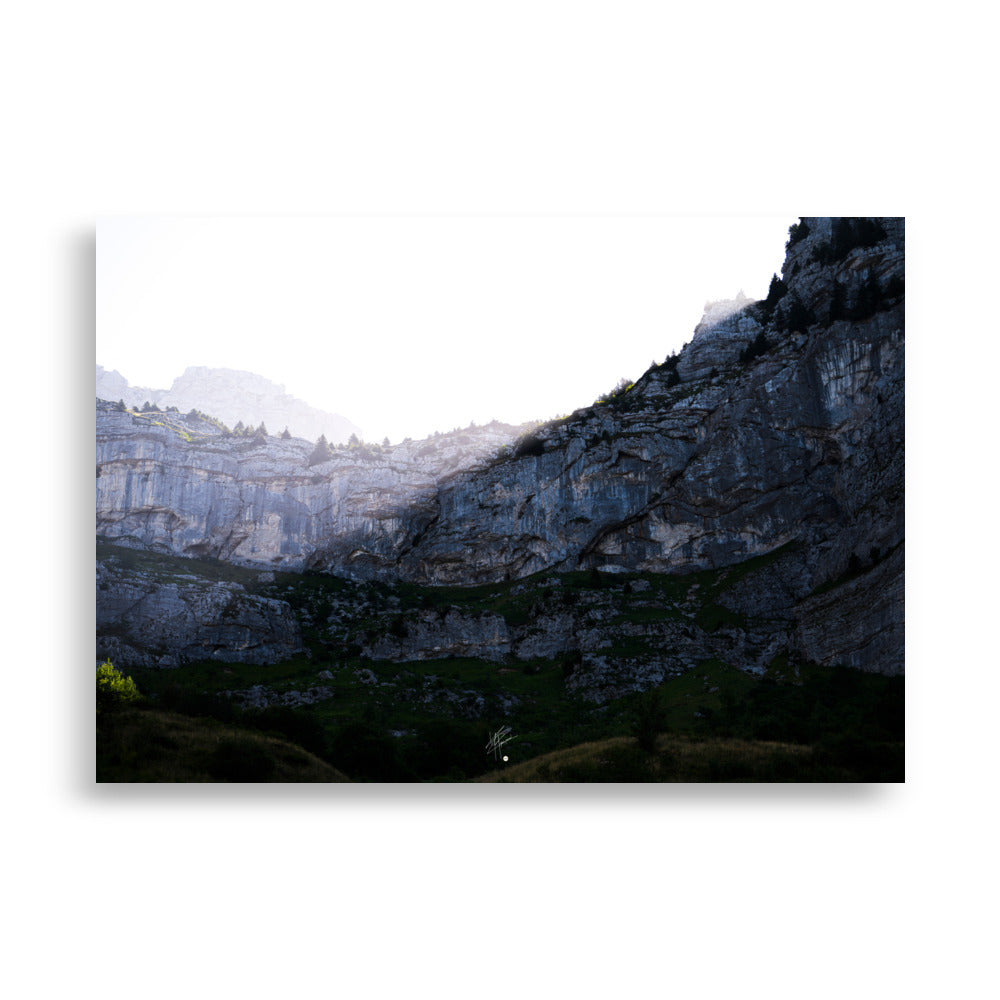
[95,365,363,444]
[384,218,903,590]
[96,546,303,668]
[97,218,904,677]
[96,410,529,569]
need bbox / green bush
[595,377,634,406]
[785,219,810,249]
[96,660,142,714]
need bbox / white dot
[502,755,509,762]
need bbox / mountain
[96,218,904,754]
[95,365,362,444]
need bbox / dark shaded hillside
[97,705,351,782]
[99,541,904,782]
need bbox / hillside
[97,706,351,782]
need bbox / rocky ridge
[96,408,529,569]
[96,218,904,679]
[96,365,363,444]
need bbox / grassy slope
[478,733,902,783]
[97,542,904,782]
[97,707,350,782]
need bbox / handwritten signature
[485,725,515,761]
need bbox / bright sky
[97,215,794,443]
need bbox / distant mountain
[95,365,362,444]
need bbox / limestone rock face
[393,233,903,592]
[363,609,511,662]
[96,218,905,676]
[96,408,526,572]
[792,546,904,674]
[677,291,763,381]
[96,558,303,667]
[95,365,363,444]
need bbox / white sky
[98,215,794,443]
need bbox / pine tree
[281,427,291,440]
[308,434,333,466]
[764,273,788,311]
[785,218,810,249]
[781,296,814,333]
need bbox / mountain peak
[95,365,361,443]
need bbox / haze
[97,215,793,443]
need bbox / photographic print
[96,216,904,782]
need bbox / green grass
[476,732,897,782]
[97,706,351,782]
[97,539,283,593]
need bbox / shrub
[596,377,634,406]
[785,219,810,249]
[96,660,141,713]
[739,331,772,364]
[513,435,546,459]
